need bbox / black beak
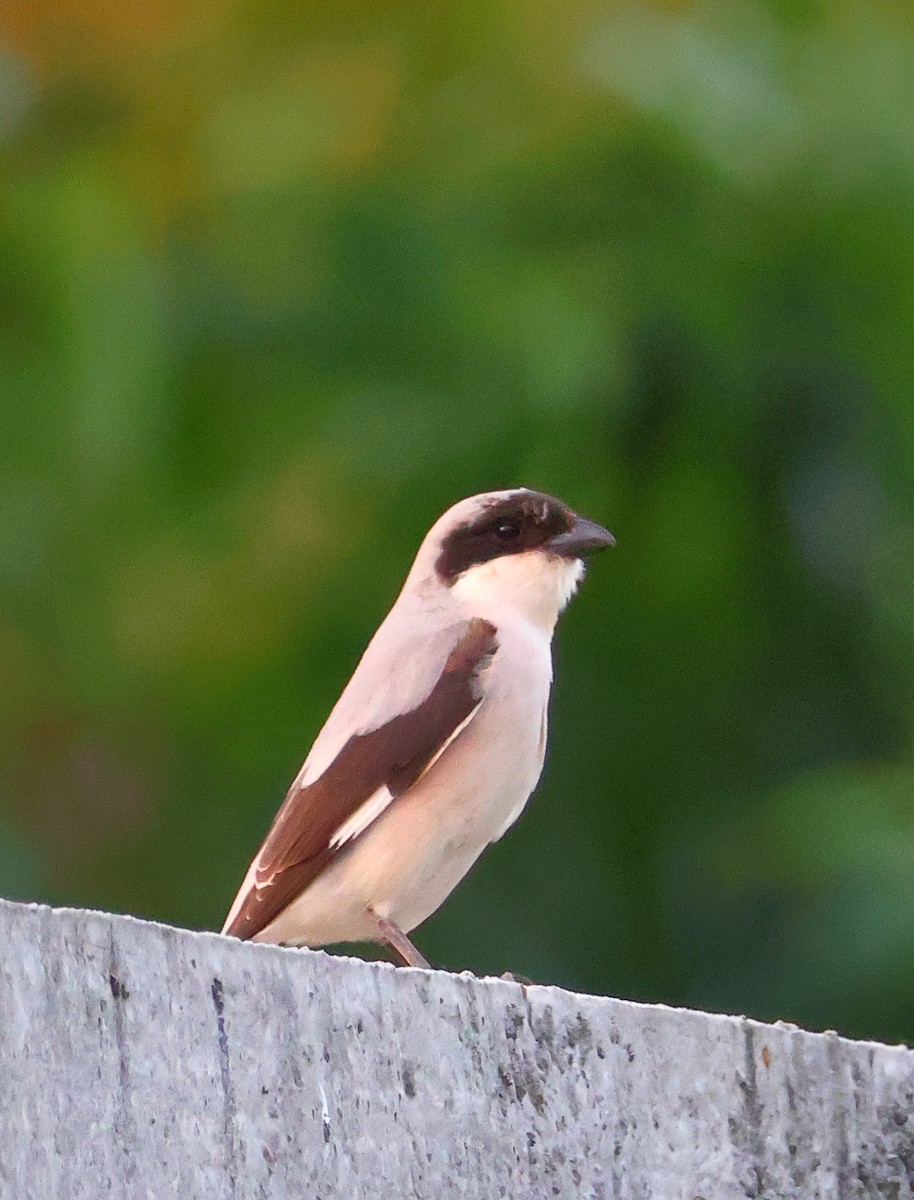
[549,514,616,558]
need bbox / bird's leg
[367,909,431,969]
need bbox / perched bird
[222,488,614,967]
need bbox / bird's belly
[260,681,549,940]
[388,719,546,931]
[257,631,552,946]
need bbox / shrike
[222,488,613,967]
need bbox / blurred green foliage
[1,0,914,1043]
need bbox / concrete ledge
[1,897,913,1198]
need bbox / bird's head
[408,488,614,632]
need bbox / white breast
[468,617,552,840]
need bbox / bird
[222,487,614,968]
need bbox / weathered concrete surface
[0,899,913,1199]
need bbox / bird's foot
[368,909,431,969]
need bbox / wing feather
[222,617,497,940]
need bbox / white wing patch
[326,697,484,851]
[329,785,394,849]
[420,698,482,777]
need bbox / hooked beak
[548,514,616,559]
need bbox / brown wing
[223,618,498,940]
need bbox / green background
[2,0,914,1044]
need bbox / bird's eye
[494,521,521,541]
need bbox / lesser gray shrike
[222,488,614,967]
